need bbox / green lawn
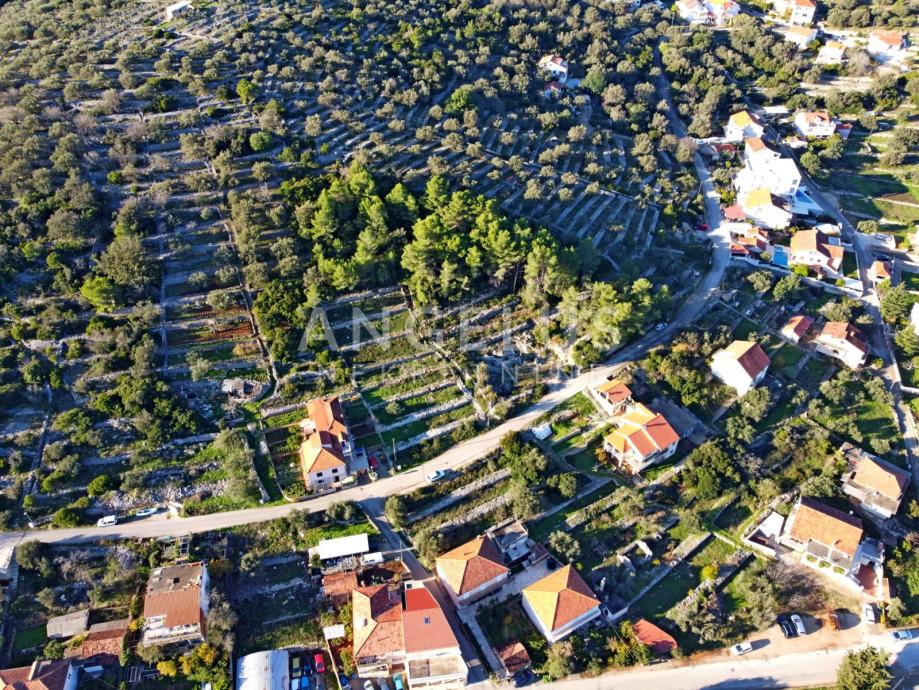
[568,441,601,472]
[476,597,548,668]
[12,625,47,653]
[771,344,806,378]
[733,318,760,340]
[529,480,618,541]
[842,251,859,280]
[901,272,919,293]
[756,393,797,432]
[800,356,833,387]
[632,562,698,620]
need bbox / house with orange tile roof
[841,443,910,519]
[67,619,128,666]
[494,641,531,675]
[299,396,367,490]
[779,497,883,586]
[789,229,844,278]
[0,660,77,690]
[813,321,868,369]
[300,431,350,490]
[868,260,891,284]
[724,111,764,143]
[773,0,815,25]
[435,535,510,606]
[402,586,468,690]
[141,562,209,647]
[794,111,837,138]
[602,402,680,474]
[521,565,601,643]
[590,378,634,416]
[353,585,405,677]
[781,315,814,343]
[352,584,467,689]
[711,340,770,395]
[322,571,359,606]
[867,30,908,63]
[632,618,678,655]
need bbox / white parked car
[863,604,877,624]
[96,515,117,527]
[363,681,375,690]
[134,507,158,517]
[790,614,806,636]
[730,642,753,656]
[891,630,914,641]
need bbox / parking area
[289,650,328,690]
[735,610,868,660]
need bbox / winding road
[0,54,730,552]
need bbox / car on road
[730,642,753,656]
[863,604,877,624]
[96,515,117,527]
[427,469,446,482]
[134,507,158,517]
[790,614,806,636]
[654,322,667,332]
[891,629,914,641]
[313,653,325,674]
[777,615,797,638]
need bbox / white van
[96,515,118,527]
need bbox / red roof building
[632,618,678,655]
[142,562,209,647]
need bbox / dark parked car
[777,615,797,639]
[513,670,536,687]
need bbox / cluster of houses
[675,0,739,26]
[432,521,675,673]
[747,442,909,598]
[722,111,842,230]
[0,562,209,689]
[590,380,681,475]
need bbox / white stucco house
[724,111,765,142]
[867,30,908,63]
[735,137,802,197]
[740,188,793,229]
[794,111,837,138]
[711,340,770,395]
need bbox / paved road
[470,636,919,690]
[0,57,728,551]
[786,147,919,491]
